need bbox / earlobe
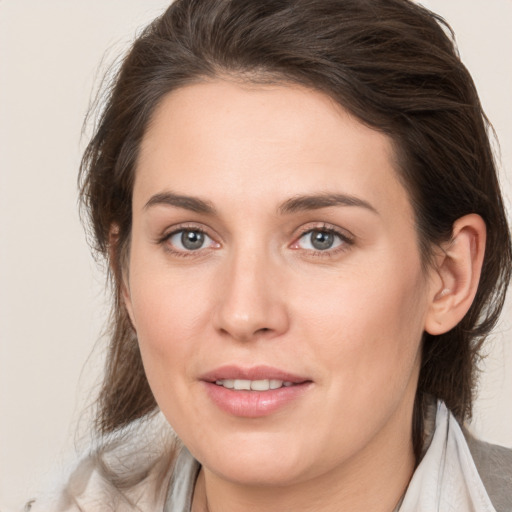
[425,214,486,335]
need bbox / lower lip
[203,382,312,418]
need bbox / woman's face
[125,80,437,486]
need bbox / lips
[200,365,312,417]
[200,364,310,383]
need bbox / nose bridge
[213,239,288,341]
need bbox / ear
[109,224,136,329]
[424,214,486,335]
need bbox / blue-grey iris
[311,230,334,250]
[182,231,205,250]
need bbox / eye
[293,228,351,252]
[167,229,216,252]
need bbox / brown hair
[80,0,512,456]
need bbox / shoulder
[25,414,178,512]
[464,429,512,512]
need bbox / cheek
[126,247,214,396]
[295,253,428,394]
[129,277,210,431]
[132,279,199,348]
[281,257,428,463]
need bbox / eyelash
[157,223,354,258]
[291,223,354,258]
[158,224,218,258]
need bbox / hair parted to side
[79,0,512,456]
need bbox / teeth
[270,379,283,389]
[251,379,272,391]
[215,379,293,390]
[235,379,251,390]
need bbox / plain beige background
[0,1,511,509]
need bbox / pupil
[311,230,333,250]
[182,231,204,250]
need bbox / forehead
[135,80,411,219]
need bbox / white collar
[398,401,496,511]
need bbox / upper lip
[200,365,311,384]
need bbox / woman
[27,0,512,510]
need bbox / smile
[215,379,295,391]
[201,366,312,417]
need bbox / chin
[211,457,306,486]
[194,432,310,485]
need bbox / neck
[192,401,416,512]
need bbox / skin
[123,80,483,512]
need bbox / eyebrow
[278,193,378,215]
[144,192,216,214]
[143,191,378,216]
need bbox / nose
[212,248,290,342]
